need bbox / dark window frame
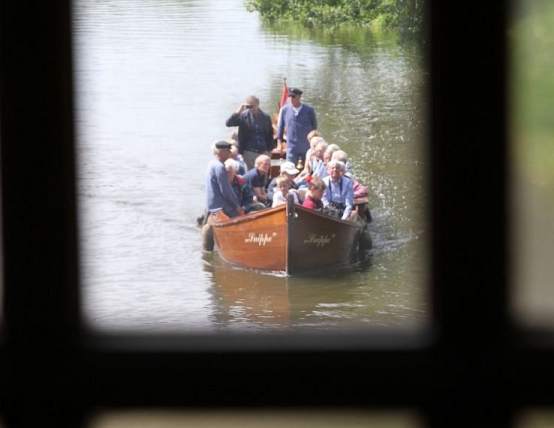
[1,1,551,427]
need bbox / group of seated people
[207,131,367,222]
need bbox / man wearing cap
[225,95,274,170]
[276,87,317,166]
[266,161,300,203]
[206,141,243,218]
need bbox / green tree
[245,0,423,34]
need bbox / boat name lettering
[303,233,336,247]
[244,232,276,246]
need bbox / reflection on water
[204,249,424,332]
[75,0,427,332]
[206,254,291,329]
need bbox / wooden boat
[210,200,369,275]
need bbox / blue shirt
[231,176,254,208]
[310,158,328,178]
[206,159,240,217]
[322,176,354,220]
[235,155,247,175]
[276,103,317,155]
[243,167,268,190]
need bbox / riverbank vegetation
[511,0,554,189]
[245,0,423,33]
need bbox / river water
[74,0,427,332]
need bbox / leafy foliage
[511,0,554,186]
[245,0,423,33]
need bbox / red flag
[278,79,289,110]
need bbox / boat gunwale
[293,204,364,229]
[212,204,365,230]
[211,205,285,228]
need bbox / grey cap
[288,87,303,97]
[214,140,232,149]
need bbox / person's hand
[238,208,245,216]
[236,103,248,114]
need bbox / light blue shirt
[310,158,328,178]
[322,176,354,220]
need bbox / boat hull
[212,206,287,271]
[287,204,362,274]
[211,204,364,274]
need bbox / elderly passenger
[295,140,328,187]
[226,95,274,170]
[308,141,329,178]
[229,143,247,175]
[300,136,325,176]
[331,149,354,177]
[323,143,341,164]
[206,141,243,218]
[224,159,264,213]
[243,154,271,206]
[322,160,354,221]
[307,129,321,142]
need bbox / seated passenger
[295,141,328,189]
[272,174,299,207]
[308,141,329,178]
[225,159,264,213]
[267,161,299,202]
[330,150,368,199]
[302,176,326,211]
[302,133,324,172]
[243,154,271,206]
[322,160,354,221]
[306,129,321,142]
[297,138,326,180]
[331,149,354,177]
[323,143,341,164]
[230,143,247,175]
[206,141,243,219]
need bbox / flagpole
[276,77,288,156]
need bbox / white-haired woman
[225,158,264,213]
[322,160,354,221]
[229,143,247,175]
[331,149,354,177]
[302,135,325,172]
[309,140,329,178]
[323,143,341,164]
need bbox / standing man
[206,141,243,219]
[276,87,317,166]
[225,95,274,170]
